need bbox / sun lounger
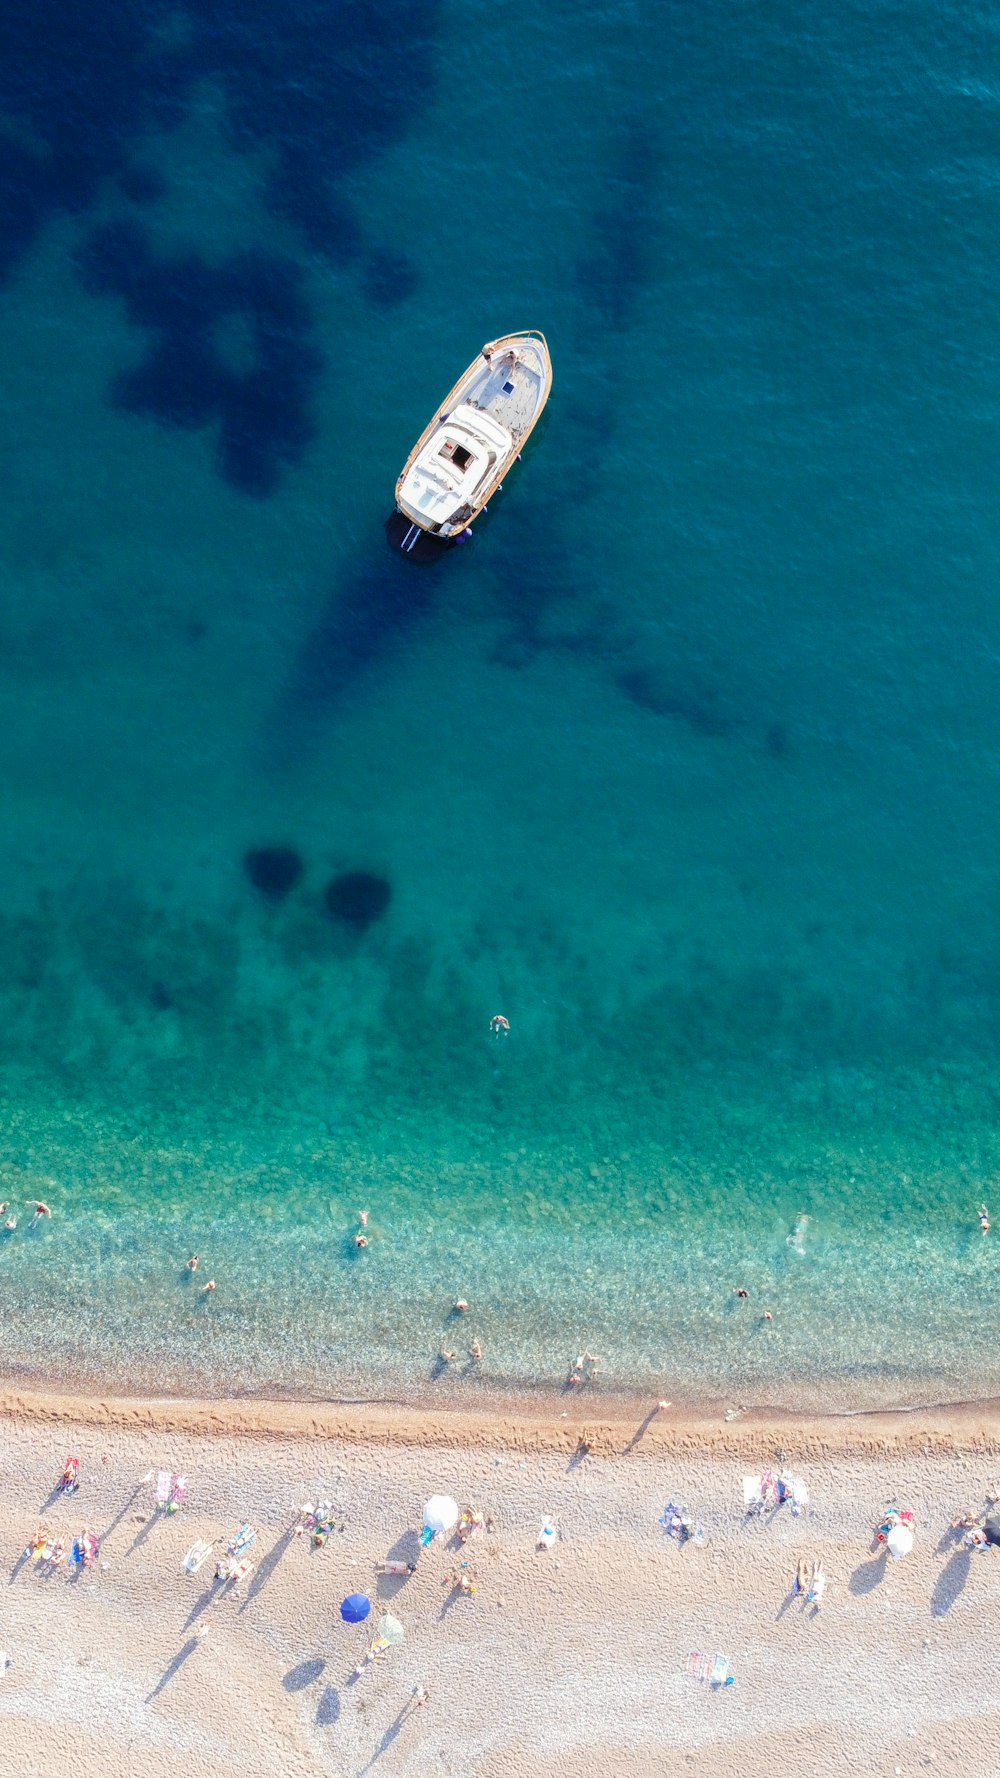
[709,1653,733,1686]
[182,1539,213,1574]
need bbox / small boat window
[440,440,473,470]
[502,380,515,395]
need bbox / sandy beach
[2,1390,1000,1777]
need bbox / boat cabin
[398,403,512,529]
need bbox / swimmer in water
[787,1213,810,1253]
[353,1232,369,1248]
[358,1209,369,1227]
[200,1279,216,1294]
[185,1255,199,1272]
[26,1200,51,1221]
[3,1216,15,1231]
[979,1203,991,1235]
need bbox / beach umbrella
[423,1495,459,1536]
[886,1523,914,1560]
[376,1613,405,1646]
[340,1592,372,1623]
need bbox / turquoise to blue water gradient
[0,0,999,1407]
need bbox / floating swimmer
[979,1203,991,1236]
[787,1213,810,1255]
[489,1014,510,1037]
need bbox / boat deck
[464,352,546,446]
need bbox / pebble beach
[2,1393,1000,1777]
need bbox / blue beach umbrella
[340,1592,372,1624]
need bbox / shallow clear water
[1,0,999,1408]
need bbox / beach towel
[155,1471,172,1508]
[709,1653,733,1686]
[686,1651,710,1680]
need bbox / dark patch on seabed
[77,220,322,496]
[576,116,663,327]
[264,547,439,756]
[0,0,437,482]
[0,0,437,284]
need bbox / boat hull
[392,331,551,547]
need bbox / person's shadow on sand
[147,1637,198,1700]
[183,1583,217,1631]
[849,1553,887,1596]
[241,1525,296,1610]
[360,1704,409,1770]
[375,1531,420,1600]
[99,1480,148,1546]
[775,1585,802,1621]
[931,1549,972,1617]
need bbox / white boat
[394,332,551,550]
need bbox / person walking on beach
[412,1685,430,1708]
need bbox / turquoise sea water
[1,0,1000,1408]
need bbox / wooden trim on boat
[395,331,552,531]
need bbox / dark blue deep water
[1,0,1000,1407]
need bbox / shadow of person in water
[849,1552,887,1596]
[241,1524,296,1610]
[931,1548,973,1617]
[146,1637,199,1701]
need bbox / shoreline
[5,1377,1000,1460]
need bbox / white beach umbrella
[886,1522,914,1560]
[423,1495,459,1535]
